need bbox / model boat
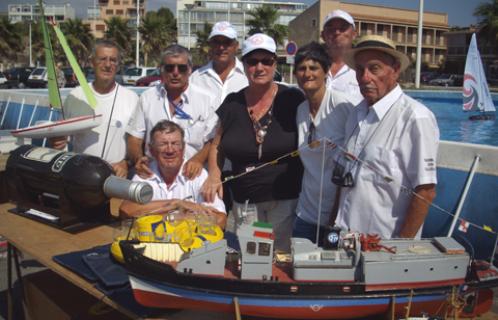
[119,222,498,319]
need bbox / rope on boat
[217,137,497,237]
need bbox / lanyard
[167,97,192,120]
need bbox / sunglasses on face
[245,57,275,67]
[163,64,189,73]
[324,24,351,34]
[210,38,235,47]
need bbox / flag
[483,225,493,232]
[458,220,469,233]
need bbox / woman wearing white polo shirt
[292,42,354,244]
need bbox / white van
[122,67,158,86]
[27,67,48,88]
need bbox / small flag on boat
[483,225,493,232]
[458,220,469,233]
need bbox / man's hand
[182,158,203,180]
[112,160,128,178]
[200,174,223,203]
[135,156,153,178]
[49,136,68,150]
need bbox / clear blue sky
[1,0,484,27]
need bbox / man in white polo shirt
[190,21,248,109]
[321,9,363,104]
[334,35,439,239]
[120,120,226,228]
[127,44,217,179]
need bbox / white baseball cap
[323,9,355,30]
[209,21,237,40]
[242,33,276,57]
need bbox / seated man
[120,120,226,228]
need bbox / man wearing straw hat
[332,35,439,239]
[120,120,226,228]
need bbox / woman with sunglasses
[292,42,354,244]
[202,33,304,252]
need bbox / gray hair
[90,39,121,62]
[150,120,185,146]
[160,44,193,68]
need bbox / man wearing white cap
[321,9,363,104]
[190,21,248,109]
[333,35,439,239]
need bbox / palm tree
[139,8,176,66]
[0,17,23,62]
[194,22,212,64]
[246,5,287,46]
[60,19,94,66]
[474,0,498,47]
[105,16,132,61]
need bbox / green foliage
[474,0,498,45]
[0,17,23,62]
[60,19,95,66]
[246,5,288,46]
[192,22,212,65]
[139,7,177,66]
[105,16,132,63]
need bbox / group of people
[52,10,439,252]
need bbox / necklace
[247,85,278,160]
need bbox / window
[114,0,120,5]
[258,242,271,256]
[96,24,105,31]
[311,19,317,27]
[246,242,256,254]
[116,9,123,15]
[106,9,113,15]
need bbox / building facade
[289,0,449,69]
[176,0,307,49]
[8,3,75,23]
[84,0,146,39]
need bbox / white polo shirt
[334,85,439,239]
[295,88,354,226]
[126,83,218,160]
[190,58,248,109]
[64,83,138,163]
[132,160,226,213]
[327,64,363,105]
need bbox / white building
[176,0,307,49]
[8,3,75,23]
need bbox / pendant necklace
[248,86,277,160]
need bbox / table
[0,202,233,320]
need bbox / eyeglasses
[95,56,119,66]
[324,24,352,34]
[163,64,189,73]
[153,141,183,150]
[245,57,275,67]
[209,38,235,47]
[308,121,316,145]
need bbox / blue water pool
[407,90,498,146]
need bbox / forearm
[398,184,436,238]
[190,141,211,165]
[207,127,223,178]
[127,135,145,164]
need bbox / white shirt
[327,64,363,105]
[335,85,439,239]
[132,160,226,213]
[126,83,218,160]
[296,88,353,226]
[190,58,248,109]
[64,83,138,163]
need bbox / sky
[1,0,483,27]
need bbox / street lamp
[136,0,140,67]
[185,4,194,50]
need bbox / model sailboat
[11,0,101,138]
[463,33,496,121]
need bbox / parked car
[429,74,463,87]
[62,67,78,88]
[27,67,48,88]
[136,69,161,87]
[122,67,158,86]
[4,67,34,88]
[0,72,7,88]
[420,71,438,84]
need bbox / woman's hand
[201,174,223,203]
[135,156,153,178]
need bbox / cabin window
[246,241,256,254]
[258,242,271,256]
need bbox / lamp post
[415,0,424,88]
[185,4,194,50]
[136,0,140,67]
[29,21,33,67]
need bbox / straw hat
[344,35,410,72]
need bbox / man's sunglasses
[209,38,235,47]
[245,58,275,67]
[163,64,189,73]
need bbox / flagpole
[447,155,480,237]
[415,0,424,89]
